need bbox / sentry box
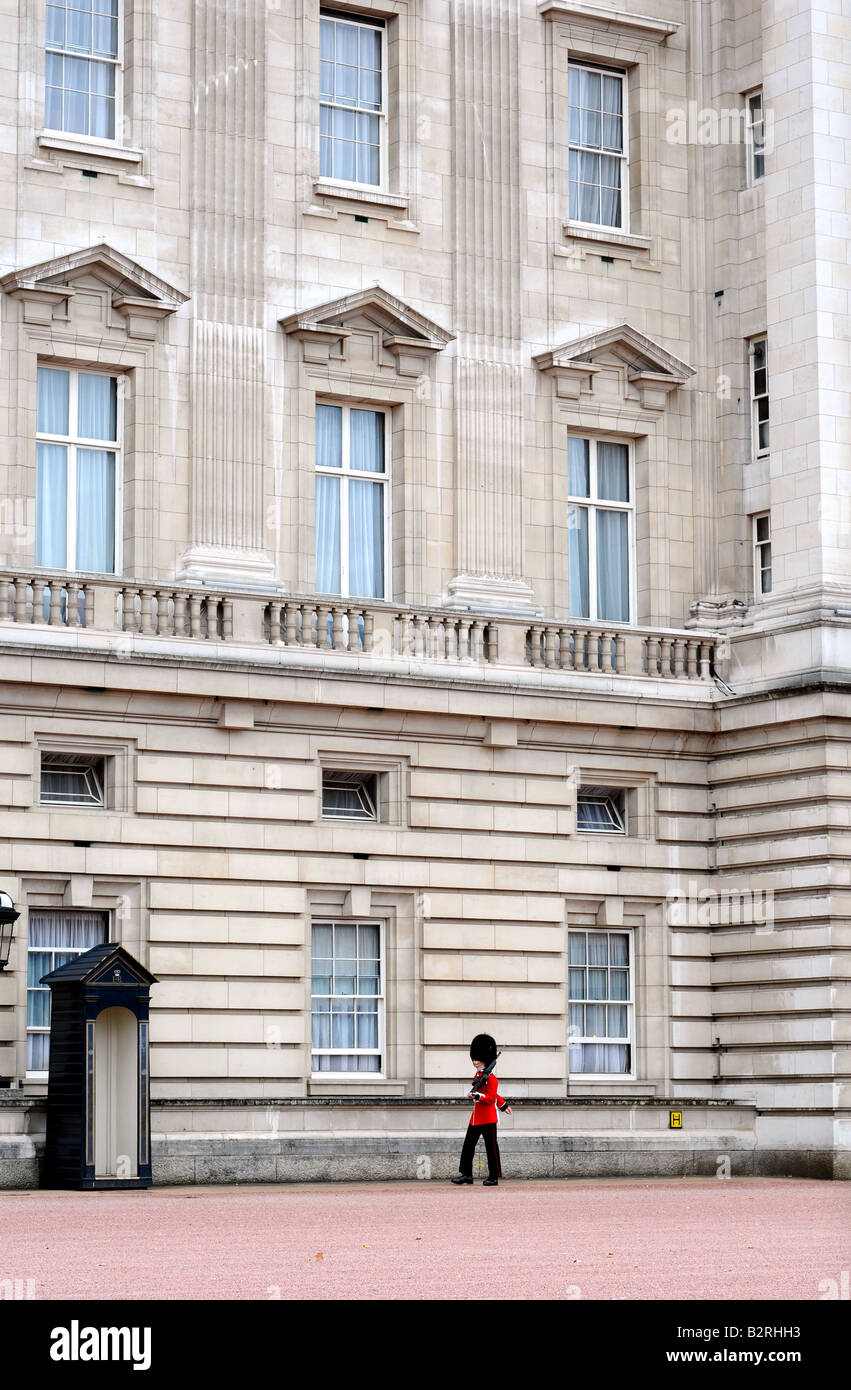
[41,943,157,1190]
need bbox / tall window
[568,930,632,1075]
[567,437,632,623]
[745,89,765,184]
[45,0,121,141]
[311,921,383,1073]
[27,910,107,1073]
[315,403,388,600]
[568,63,627,229]
[320,10,385,187]
[36,366,119,574]
[749,338,769,458]
[753,512,772,596]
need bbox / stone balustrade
[0,570,722,683]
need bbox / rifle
[467,1050,502,1102]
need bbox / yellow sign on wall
[669,1111,683,1129]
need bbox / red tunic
[469,1069,506,1126]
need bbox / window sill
[39,802,106,811]
[309,181,416,228]
[37,132,143,164]
[313,179,408,211]
[562,222,652,254]
[309,1077,408,1096]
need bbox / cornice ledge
[538,1,679,40]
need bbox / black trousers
[459,1122,501,1179]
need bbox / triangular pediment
[533,323,694,381]
[280,285,454,348]
[0,242,188,309]
[41,942,157,987]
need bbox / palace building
[0,0,849,1184]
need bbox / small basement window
[322,770,378,820]
[576,786,626,833]
[40,753,106,807]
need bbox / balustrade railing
[0,570,721,683]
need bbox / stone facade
[0,0,848,1184]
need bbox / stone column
[445,0,538,614]
[179,0,275,586]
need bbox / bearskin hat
[470,1033,498,1066]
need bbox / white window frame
[566,434,635,625]
[315,400,391,601]
[321,769,379,821]
[567,61,629,233]
[319,9,388,192]
[576,785,627,834]
[752,512,772,598]
[745,88,765,186]
[310,919,385,1077]
[40,752,107,807]
[749,337,769,460]
[567,927,634,1079]
[35,364,123,575]
[43,0,124,146]
[26,909,109,1078]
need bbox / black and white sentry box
[41,944,157,1190]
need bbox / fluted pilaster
[446,0,537,613]
[181,0,273,584]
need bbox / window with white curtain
[311,921,383,1073]
[321,770,378,820]
[315,402,388,600]
[320,10,385,187]
[568,929,632,1075]
[27,910,108,1073]
[568,62,627,229]
[45,0,121,141]
[567,436,633,624]
[576,786,627,833]
[40,752,106,806]
[36,365,119,574]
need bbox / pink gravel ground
[2,1177,849,1301]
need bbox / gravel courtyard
[2,1177,848,1301]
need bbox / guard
[451,1033,511,1187]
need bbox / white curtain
[315,475,341,594]
[568,437,589,496]
[29,910,106,950]
[78,372,116,441]
[348,479,384,598]
[596,509,629,621]
[350,409,383,472]
[76,449,116,572]
[570,1043,629,1073]
[36,444,67,568]
[578,798,614,829]
[597,441,629,501]
[316,406,342,593]
[568,503,589,618]
[37,366,69,433]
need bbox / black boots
[451,1175,474,1184]
[483,1178,499,1186]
